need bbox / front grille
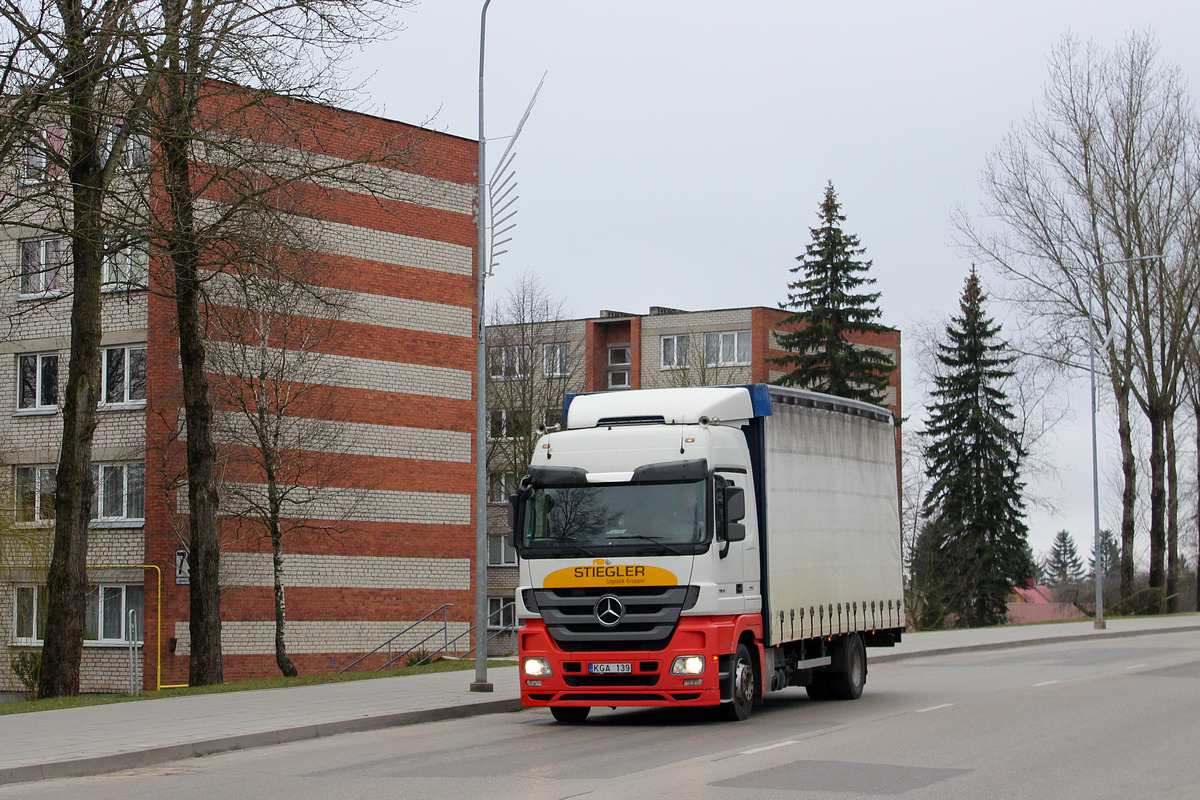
[564,674,659,687]
[532,586,698,652]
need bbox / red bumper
[517,615,753,708]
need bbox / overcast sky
[353,1,1200,560]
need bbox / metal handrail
[436,601,517,662]
[338,601,519,674]
[338,603,454,674]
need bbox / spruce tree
[1089,529,1120,582]
[1045,530,1085,585]
[771,182,894,404]
[919,269,1033,626]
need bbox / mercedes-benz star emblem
[595,595,624,627]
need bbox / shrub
[10,651,41,699]
[1109,587,1166,616]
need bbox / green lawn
[1,658,515,716]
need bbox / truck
[508,383,905,722]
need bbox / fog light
[523,657,553,677]
[670,655,706,676]
[526,679,542,687]
[683,678,703,686]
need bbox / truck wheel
[806,676,832,701]
[550,706,590,723]
[724,642,756,721]
[827,634,866,700]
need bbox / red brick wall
[143,88,478,686]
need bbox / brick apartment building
[485,304,902,646]
[1,88,479,692]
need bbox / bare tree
[486,272,583,484]
[203,201,364,677]
[124,0,419,685]
[957,32,1200,602]
[0,0,168,697]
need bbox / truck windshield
[521,480,708,555]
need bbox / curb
[0,698,523,786]
[871,622,1200,664]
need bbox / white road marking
[915,703,954,713]
[1126,664,1147,670]
[741,740,798,755]
[1034,680,1061,687]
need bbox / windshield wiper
[603,535,685,555]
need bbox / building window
[14,586,48,641]
[14,584,144,644]
[103,246,149,289]
[705,330,752,366]
[91,462,145,523]
[488,408,531,440]
[100,346,147,405]
[544,343,570,378]
[661,334,690,369]
[488,596,516,629]
[488,472,517,504]
[85,584,145,643]
[489,345,529,379]
[608,345,630,390]
[19,141,47,182]
[100,126,152,171]
[14,466,55,523]
[488,535,518,567]
[17,353,58,411]
[19,126,65,183]
[19,238,63,295]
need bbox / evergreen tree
[771,182,895,404]
[1089,529,1121,582]
[1045,530,1085,585]
[918,269,1033,627]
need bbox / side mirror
[508,494,523,550]
[724,486,746,524]
[726,523,746,543]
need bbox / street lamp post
[471,0,494,692]
[1086,253,1160,631]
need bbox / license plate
[589,662,632,675]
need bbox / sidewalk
[2,614,1197,785]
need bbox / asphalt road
[6,629,1198,799]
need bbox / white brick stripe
[195,199,473,277]
[205,270,472,338]
[198,137,475,215]
[220,552,470,590]
[173,619,472,656]
[218,482,471,525]
[210,410,472,463]
[204,341,473,400]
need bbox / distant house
[1007,585,1088,624]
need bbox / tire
[827,634,866,700]
[723,642,756,721]
[805,675,833,701]
[550,706,590,723]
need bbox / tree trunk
[1165,406,1179,612]
[1195,398,1199,612]
[163,69,223,686]
[1146,406,1166,597]
[271,515,297,678]
[1115,379,1138,600]
[38,9,104,698]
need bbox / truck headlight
[670,655,706,676]
[523,657,553,677]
